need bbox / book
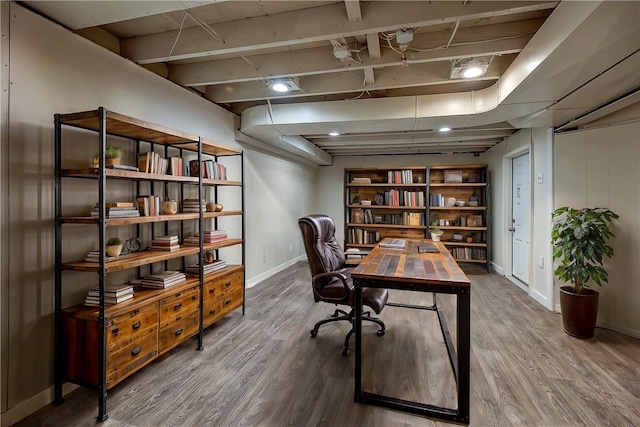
[417,243,439,254]
[153,235,179,242]
[105,164,139,172]
[87,284,133,297]
[149,245,180,251]
[379,239,406,250]
[99,202,135,208]
[84,292,133,306]
[84,251,131,262]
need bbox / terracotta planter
[106,244,123,257]
[105,158,121,166]
[559,286,599,339]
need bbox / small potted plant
[105,237,123,257]
[92,144,123,167]
[430,228,444,242]
[551,207,618,338]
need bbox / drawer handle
[192,295,197,301]
[175,328,183,336]
[132,321,141,330]
[132,346,141,356]
[133,309,139,315]
[175,292,183,297]
[111,328,119,334]
[225,299,232,306]
[208,289,216,295]
[174,303,182,311]
[209,309,216,315]
[176,315,182,321]
[224,281,231,288]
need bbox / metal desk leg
[354,281,363,401]
[457,288,471,424]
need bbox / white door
[511,153,531,285]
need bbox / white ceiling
[21,0,640,164]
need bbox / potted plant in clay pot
[92,144,123,167]
[105,237,123,257]
[551,207,618,338]
[430,228,444,242]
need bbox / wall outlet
[539,256,544,269]
[289,245,292,252]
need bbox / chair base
[310,307,385,356]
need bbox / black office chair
[298,214,388,355]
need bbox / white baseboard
[490,262,503,275]
[1,382,77,427]
[506,275,528,292]
[595,321,640,339]
[245,255,306,288]
[529,288,553,311]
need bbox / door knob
[508,227,515,232]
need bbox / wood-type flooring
[13,261,640,426]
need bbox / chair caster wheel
[342,348,350,356]
[376,330,385,336]
[310,329,318,337]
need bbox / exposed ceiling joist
[122,1,557,64]
[344,0,362,22]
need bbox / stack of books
[84,284,134,306]
[141,271,187,289]
[149,235,180,251]
[90,202,140,218]
[186,259,227,275]
[84,250,131,263]
[183,230,227,246]
[182,198,206,213]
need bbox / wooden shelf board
[441,242,487,247]
[454,259,488,264]
[62,240,242,273]
[61,211,243,225]
[346,243,377,248]
[429,183,487,187]
[58,109,240,156]
[61,168,241,186]
[347,205,425,210]
[428,164,487,170]
[429,226,487,231]
[346,183,426,188]
[429,206,486,211]
[347,223,426,230]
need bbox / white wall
[1,4,314,424]
[554,102,640,338]
[483,127,555,309]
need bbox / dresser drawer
[202,296,225,328]
[159,308,199,353]
[107,303,158,352]
[159,286,199,327]
[220,288,243,317]
[204,270,243,301]
[106,330,158,387]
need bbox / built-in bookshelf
[344,165,490,271]
[345,167,428,250]
[428,164,490,270]
[54,108,244,421]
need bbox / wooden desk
[351,238,471,425]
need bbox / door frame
[502,145,532,292]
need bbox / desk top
[351,238,470,287]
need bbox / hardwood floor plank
[12,261,640,427]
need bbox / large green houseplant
[551,207,618,338]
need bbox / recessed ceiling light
[439,127,452,132]
[462,66,485,78]
[329,132,340,136]
[270,82,290,93]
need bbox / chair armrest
[312,270,350,301]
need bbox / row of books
[141,270,187,289]
[384,189,425,207]
[348,228,382,245]
[450,247,487,260]
[189,159,227,180]
[185,259,227,275]
[136,195,162,217]
[84,283,134,306]
[183,230,228,246]
[387,169,417,184]
[137,152,187,176]
[90,202,140,218]
[149,235,180,251]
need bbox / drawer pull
[133,309,139,315]
[174,303,182,311]
[131,346,141,356]
[224,281,231,288]
[176,315,182,321]
[175,292,183,297]
[225,299,232,306]
[175,328,183,336]
[208,289,216,295]
[111,328,119,334]
[132,321,141,330]
[209,309,216,315]
[192,295,197,301]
